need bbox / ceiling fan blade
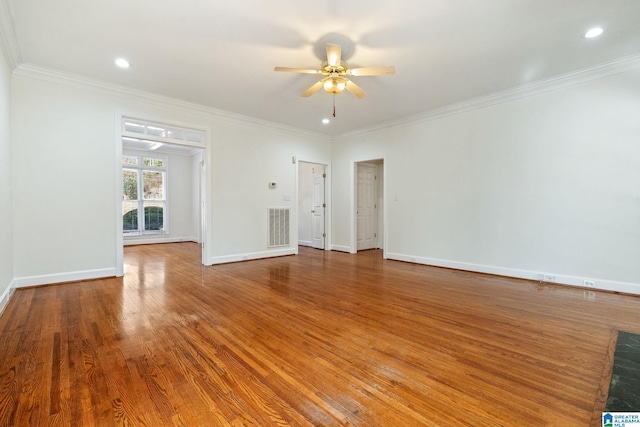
[274,66,320,74]
[345,80,367,99]
[349,66,396,76]
[326,43,342,67]
[301,80,324,97]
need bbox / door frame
[115,113,212,276]
[352,158,386,257]
[295,159,331,252]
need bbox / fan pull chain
[333,94,336,117]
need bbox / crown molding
[335,53,640,141]
[0,0,22,70]
[11,51,640,143]
[12,63,331,141]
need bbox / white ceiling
[4,0,640,137]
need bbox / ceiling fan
[274,43,395,101]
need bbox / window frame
[122,118,205,145]
[122,152,169,236]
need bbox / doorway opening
[116,117,209,276]
[297,161,327,250]
[355,159,384,253]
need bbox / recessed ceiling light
[115,58,130,68]
[584,27,603,39]
[322,118,330,124]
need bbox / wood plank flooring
[1,243,639,426]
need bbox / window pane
[122,155,138,166]
[122,169,138,200]
[146,125,165,137]
[143,157,164,168]
[124,120,145,134]
[166,128,184,140]
[144,202,164,231]
[122,201,139,231]
[143,170,164,200]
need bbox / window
[122,154,167,235]
[122,118,205,145]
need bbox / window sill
[124,231,169,238]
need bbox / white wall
[332,69,640,292]
[11,70,331,285]
[208,121,330,262]
[12,77,119,284]
[165,151,198,241]
[9,63,639,293]
[123,149,201,245]
[0,46,13,308]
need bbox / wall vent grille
[268,208,290,247]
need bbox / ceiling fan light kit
[323,76,346,94]
[274,42,395,116]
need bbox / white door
[357,164,377,251]
[311,167,326,249]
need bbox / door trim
[115,112,212,275]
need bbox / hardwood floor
[1,243,639,426]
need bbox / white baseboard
[13,267,118,288]
[298,240,312,247]
[124,236,199,246]
[0,282,15,316]
[385,252,640,296]
[331,245,352,253]
[208,248,296,265]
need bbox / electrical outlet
[584,280,595,288]
[544,274,557,282]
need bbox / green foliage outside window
[123,206,164,231]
